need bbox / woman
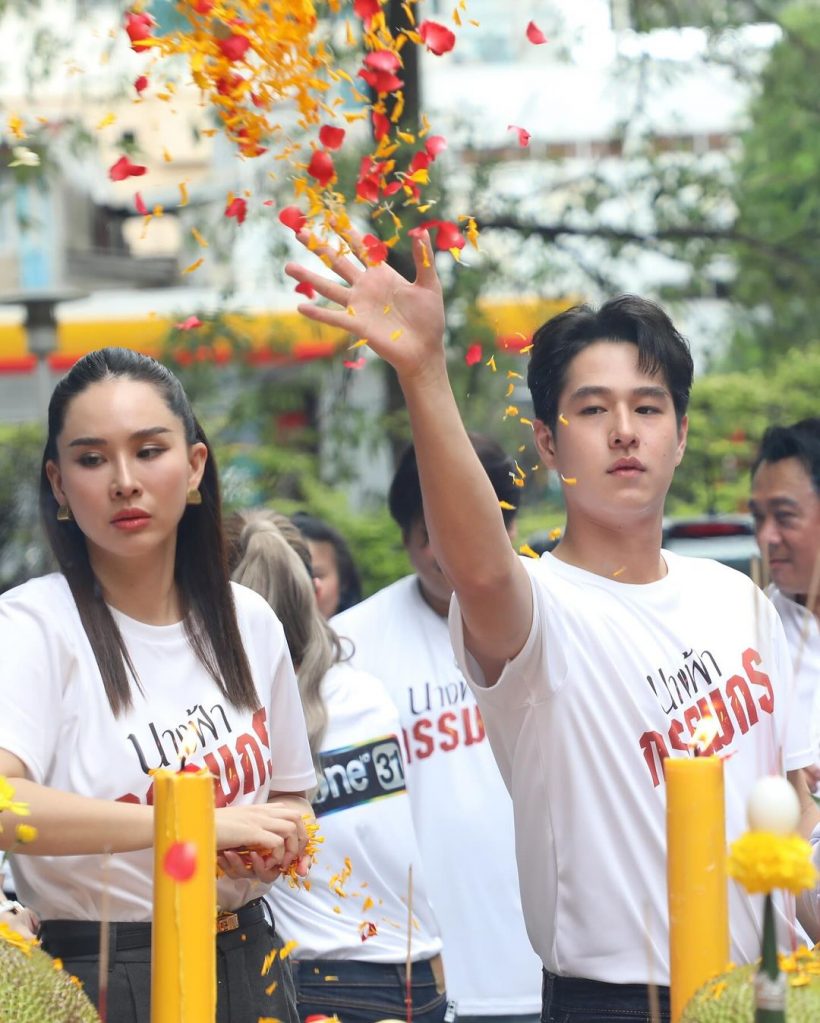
[291,511,363,618]
[228,511,448,1023]
[0,348,317,1022]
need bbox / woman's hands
[215,794,314,884]
[285,227,446,383]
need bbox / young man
[750,419,820,786]
[286,231,819,1022]
[332,436,543,1023]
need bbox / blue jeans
[293,955,448,1023]
[541,970,671,1023]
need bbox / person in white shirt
[750,418,820,787]
[333,437,543,1023]
[0,348,317,1023]
[228,510,448,1023]
[284,228,820,1023]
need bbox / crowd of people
[0,226,818,1023]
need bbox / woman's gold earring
[186,488,202,506]
[57,504,73,522]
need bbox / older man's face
[750,456,820,600]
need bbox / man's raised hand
[285,226,446,381]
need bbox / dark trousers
[293,955,448,1023]
[541,970,671,1023]
[39,900,298,1023]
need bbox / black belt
[40,898,267,960]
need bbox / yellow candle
[151,768,216,1023]
[666,755,729,1023]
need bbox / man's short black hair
[751,418,820,495]
[291,511,363,613]
[527,294,694,431]
[388,433,518,535]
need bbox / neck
[88,540,181,624]
[416,578,450,618]
[553,513,666,583]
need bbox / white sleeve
[0,587,67,783]
[267,639,317,793]
[772,610,814,772]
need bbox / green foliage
[731,4,820,367]
[0,423,51,593]
[669,344,820,513]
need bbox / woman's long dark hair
[39,347,258,717]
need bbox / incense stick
[405,864,413,1023]
[98,852,111,1023]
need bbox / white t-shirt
[768,585,820,762]
[0,573,316,922]
[333,577,542,1016]
[269,661,442,964]
[449,551,811,986]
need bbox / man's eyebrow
[568,385,670,401]
[67,426,173,448]
[749,496,800,511]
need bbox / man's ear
[674,415,689,467]
[533,419,558,470]
[45,459,66,506]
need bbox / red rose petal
[163,841,197,882]
[364,50,401,73]
[343,357,366,370]
[465,343,482,366]
[424,135,447,159]
[109,156,148,181]
[362,233,388,263]
[358,68,403,94]
[418,20,456,56]
[353,0,381,22]
[295,281,316,299]
[318,125,346,150]
[225,196,247,224]
[175,316,203,331]
[507,124,531,147]
[134,192,148,215]
[308,149,335,187]
[526,21,548,45]
[278,206,307,232]
[134,75,149,95]
[371,110,391,141]
[218,35,251,62]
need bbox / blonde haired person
[227,510,448,1023]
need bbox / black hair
[40,347,258,717]
[751,418,820,494]
[527,294,694,431]
[388,433,518,535]
[290,512,363,614]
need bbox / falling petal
[526,20,548,44]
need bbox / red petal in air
[218,35,251,62]
[371,110,391,141]
[418,20,456,56]
[175,316,203,331]
[364,50,401,73]
[194,0,214,13]
[343,357,366,370]
[362,233,388,263]
[526,21,548,45]
[409,151,431,175]
[225,197,248,224]
[134,75,149,95]
[308,149,336,187]
[134,192,148,215]
[356,175,380,203]
[424,135,447,159]
[358,68,403,94]
[109,156,148,181]
[465,344,482,366]
[434,220,466,251]
[163,841,197,882]
[295,282,316,299]
[354,0,381,22]
[279,206,307,232]
[507,124,531,147]
[318,125,346,150]
[125,11,155,49]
